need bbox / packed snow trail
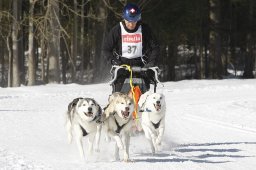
[0,80,256,170]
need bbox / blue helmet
[122,3,141,22]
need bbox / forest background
[0,0,255,87]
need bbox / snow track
[184,114,256,135]
[1,80,256,170]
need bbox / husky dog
[65,97,102,159]
[138,91,166,154]
[103,92,134,162]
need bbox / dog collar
[145,108,152,112]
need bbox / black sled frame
[109,65,162,94]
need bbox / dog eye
[128,103,131,105]
[121,102,124,104]
[91,103,95,106]
[160,97,162,100]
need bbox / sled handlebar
[109,65,162,85]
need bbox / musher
[102,3,160,93]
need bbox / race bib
[120,22,143,59]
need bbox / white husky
[103,92,134,162]
[65,97,102,159]
[138,91,166,154]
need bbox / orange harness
[121,64,142,120]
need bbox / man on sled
[102,3,160,94]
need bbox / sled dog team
[65,91,166,162]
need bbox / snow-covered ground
[0,79,256,170]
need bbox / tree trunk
[167,44,176,81]
[80,0,85,83]
[93,1,107,82]
[40,37,46,83]
[27,0,36,86]
[0,39,4,87]
[71,0,78,83]
[47,0,60,83]
[12,0,21,87]
[0,0,4,87]
[7,36,13,87]
[243,0,255,78]
[60,37,67,84]
[209,0,223,79]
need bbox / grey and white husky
[65,97,102,159]
[103,92,134,162]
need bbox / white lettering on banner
[122,34,142,43]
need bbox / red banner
[122,34,142,43]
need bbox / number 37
[128,45,137,54]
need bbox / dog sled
[108,65,163,121]
[109,65,162,94]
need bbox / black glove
[111,58,121,65]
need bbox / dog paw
[123,158,133,163]
[123,152,129,162]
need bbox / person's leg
[113,80,124,92]
[112,70,129,93]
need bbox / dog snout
[125,107,129,111]
[88,107,92,112]
[156,101,160,105]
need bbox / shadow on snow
[134,142,255,163]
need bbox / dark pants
[112,69,154,93]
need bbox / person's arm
[143,24,160,67]
[102,24,121,65]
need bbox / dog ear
[128,90,133,99]
[90,98,102,115]
[108,92,121,102]
[104,99,116,118]
[104,104,112,118]
[138,91,151,109]
[68,97,83,112]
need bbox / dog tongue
[122,111,129,117]
[156,104,161,111]
[85,112,93,117]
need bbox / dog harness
[113,114,130,134]
[80,125,88,136]
[79,109,102,136]
[151,119,161,129]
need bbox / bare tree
[12,0,22,87]
[46,0,60,83]
[243,0,255,78]
[209,0,223,78]
[0,0,5,87]
[93,0,107,82]
[27,0,37,86]
[71,0,78,82]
